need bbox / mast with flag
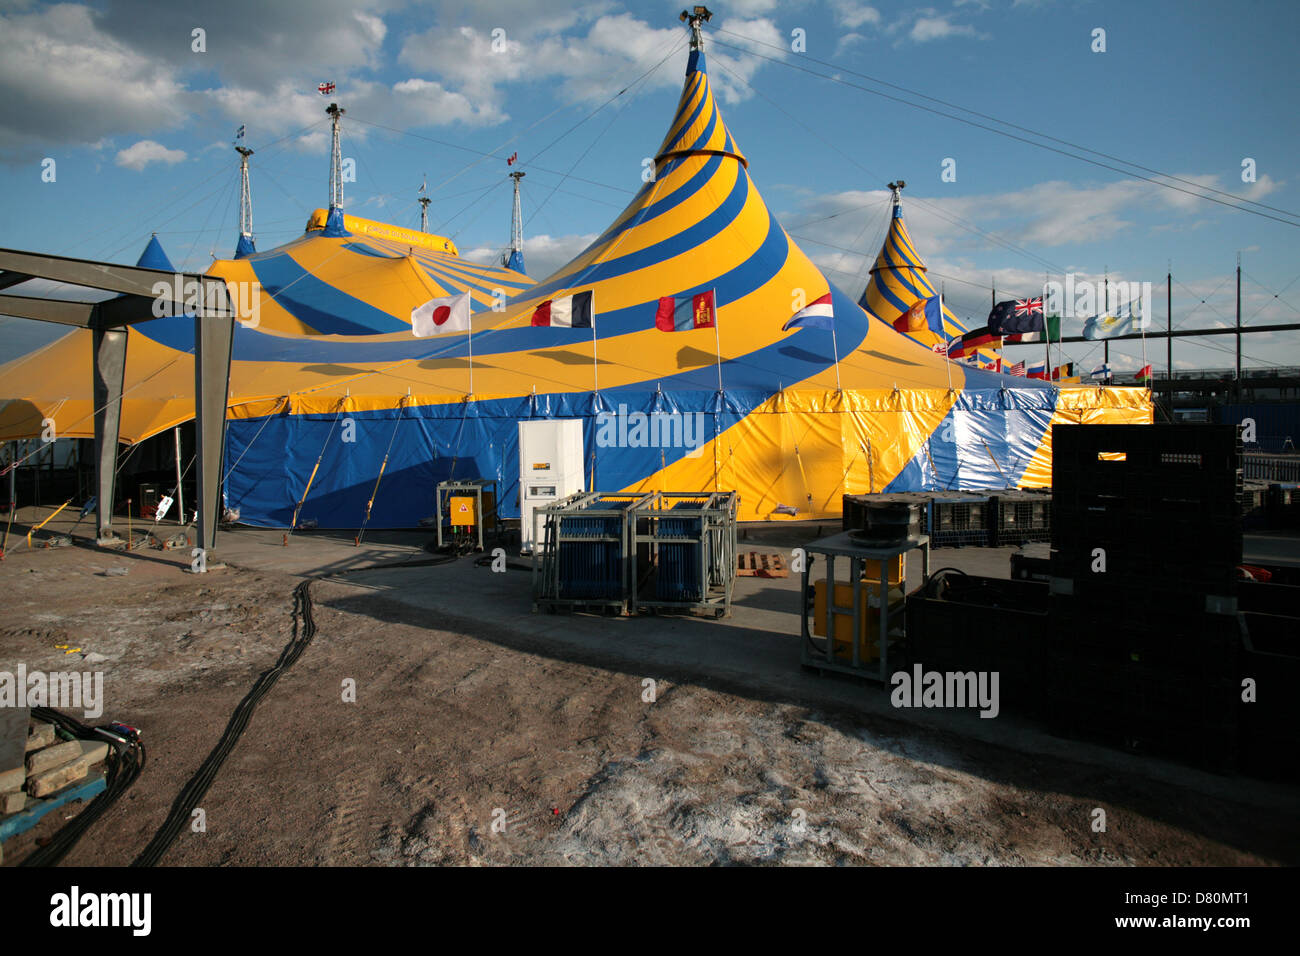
[504,169,526,273]
[234,127,255,258]
[322,99,348,236]
[418,175,430,233]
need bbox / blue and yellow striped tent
[0,43,1150,527]
[0,221,533,444]
[214,45,1148,526]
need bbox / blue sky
[2,0,1298,376]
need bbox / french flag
[655,290,716,331]
[782,292,834,331]
[531,290,594,328]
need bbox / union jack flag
[1014,296,1043,317]
[318,82,335,95]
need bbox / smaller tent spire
[504,170,527,274]
[418,174,431,232]
[680,5,713,50]
[234,143,256,258]
[327,102,346,211]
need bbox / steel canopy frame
[0,247,235,568]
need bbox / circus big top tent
[0,34,1150,530]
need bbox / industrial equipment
[532,492,652,614]
[800,530,930,680]
[518,419,584,552]
[631,491,737,616]
[434,478,497,551]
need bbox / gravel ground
[1,540,1296,866]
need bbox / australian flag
[988,297,1045,336]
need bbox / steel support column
[91,316,127,541]
[194,311,234,566]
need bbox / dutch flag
[782,292,834,331]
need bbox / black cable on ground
[19,709,146,867]
[130,579,318,867]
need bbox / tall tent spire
[505,170,527,275]
[322,102,350,237]
[234,143,256,258]
[418,174,431,232]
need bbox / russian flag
[655,290,716,331]
[531,290,594,328]
[782,292,834,331]
[1027,360,1048,380]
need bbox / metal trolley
[799,530,930,682]
[631,491,738,617]
[531,492,653,614]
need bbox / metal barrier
[1244,453,1300,483]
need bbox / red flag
[1136,364,1153,381]
[507,152,518,166]
[318,82,335,95]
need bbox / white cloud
[829,2,882,30]
[910,15,979,42]
[460,231,598,281]
[116,139,188,170]
[0,4,188,161]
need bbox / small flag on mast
[782,293,834,331]
[656,290,716,331]
[411,291,472,337]
[235,125,245,141]
[507,152,518,166]
[318,81,336,95]
[532,291,594,328]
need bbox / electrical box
[519,419,584,551]
[449,496,477,526]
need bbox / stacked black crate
[1046,424,1245,769]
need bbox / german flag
[946,326,1001,359]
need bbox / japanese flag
[412,291,472,337]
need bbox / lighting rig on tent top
[680,6,712,48]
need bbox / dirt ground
[1,538,1296,867]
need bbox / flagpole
[713,313,724,392]
[940,291,952,392]
[830,325,842,392]
[591,299,599,396]
[467,314,474,397]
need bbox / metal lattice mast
[326,102,345,210]
[509,171,525,256]
[419,175,431,232]
[236,145,254,239]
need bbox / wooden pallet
[737,551,788,578]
